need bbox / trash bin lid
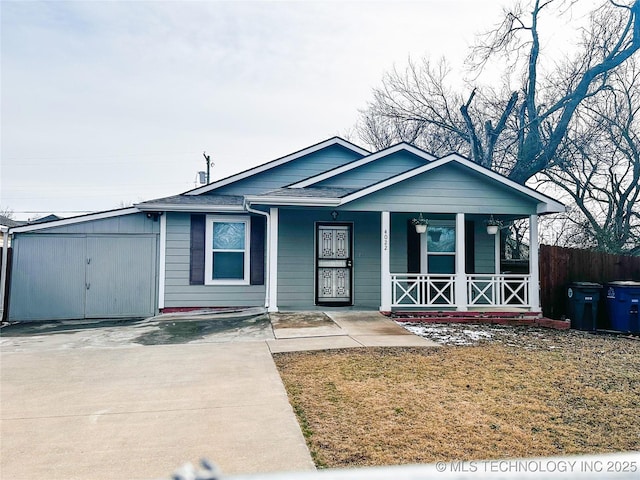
[608,281,640,287]
[570,282,603,288]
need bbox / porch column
[529,214,540,311]
[158,213,167,311]
[494,230,501,274]
[455,213,468,311]
[380,211,391,312]
[268,207,279,313]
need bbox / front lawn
[273,327,640,468]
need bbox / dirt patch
[274,327,640,468]
[270,312,335,329]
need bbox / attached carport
[6,209,160,322]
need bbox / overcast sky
[2,0,585,220]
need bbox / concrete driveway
[1,310,436,479]
[0,313,313,480]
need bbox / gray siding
[352,213,382,307]
[390,213,411,273]
[211,145,362,195]
[23,212,159,235]
[163,212,265,308]
[276,210,315,308]
[340,163,538,214]
[316,150,427,189]
[277,209,381,309]
[474,222,496,274]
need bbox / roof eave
[135,203,244,213]
[9,207,140,233]
[245,196,341,207]
[537,202,567,214]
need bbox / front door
[316,224,353,305]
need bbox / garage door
[8,235,157,321]
[84,236,156,318]
[9,236,86,320]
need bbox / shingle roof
[31,214,61,224]
[136,194,244,207]
[0,215,25,227]
[255,187,358,198]
[183,137,370,196]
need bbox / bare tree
[538,208,589,247]
[357,59,467,153]
[0,207,15,222]
[535,57,640,254]
[357,0,640,183]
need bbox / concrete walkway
[0,311,437,479]
[268,311,438,353]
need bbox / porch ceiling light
[411,213,428,234]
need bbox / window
[205,216,250,284]
[427,224,455,274]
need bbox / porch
[378,211,541,313]
[264,207,541,312]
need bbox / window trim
[425,221,456,274]
[205,215,251,285]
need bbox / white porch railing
[390,274,531,308]
[467,274,530,307]
[391,274,456,307]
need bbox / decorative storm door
[316,224,353,305]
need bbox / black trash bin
[605,281,640,334]
[568,282,602,331]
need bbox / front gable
[290,143,435,189]
[245,153,564,215]
[313,149,431,190]
[339,161,546,215]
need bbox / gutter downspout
[243,200,270,310]
[0,226,10,320]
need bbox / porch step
[388,311,569,330]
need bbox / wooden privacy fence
[539,244,640,320]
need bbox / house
[0,215,25,247]
[29,214,62,224]
[0,214,60,246]
[3,137,565,322]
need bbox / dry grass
[273,329,640,468]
